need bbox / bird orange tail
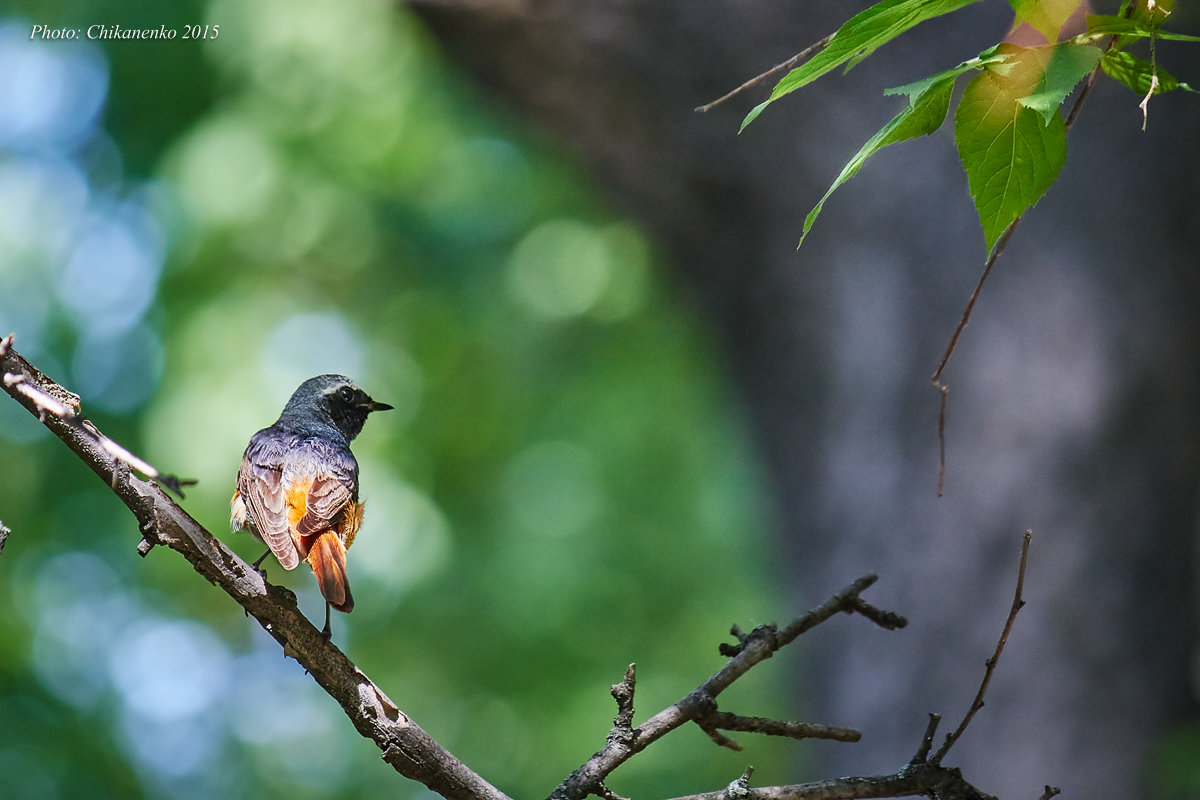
[306,530,354,613]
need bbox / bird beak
[366,400,394,413]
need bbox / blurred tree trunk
[408,2,1200,796]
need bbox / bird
[230,374,392,638]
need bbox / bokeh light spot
[507,219,614,319]
[502,440,604,538]
[259,311,366,395]
[175,116,279,226]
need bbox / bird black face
[281,375,392,440]
[321,379,393,441]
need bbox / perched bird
[231,374,392,637]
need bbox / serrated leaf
[1101,49,1193,94]
[955,45,1068,253]
[1085,14,1200,41]
[1016,43,1102,123]
[799,76,955,248]
[1010,0,1083,42]
[741,0,983,131]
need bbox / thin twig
[936,383,949,497]
[931,218,1017,494]
[704,711,861,743]
[2,350,196,499]
[912,713,941,763]
[694,34,834,113]
[932,531,1033,764]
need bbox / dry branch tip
[932,531,1033,764]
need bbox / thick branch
[0,338,510,800]
[657,761,996,800]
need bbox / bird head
[281,374,393,440]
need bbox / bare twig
[931,216,1017,494]
[932,531,1033,764]
[912,713,941,763]
[1,337,196,499]
[703,711,861,744]
[694,34,834,113]
[845,595,909,630]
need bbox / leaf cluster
[741,0,1198,252]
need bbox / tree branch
[657,760,997,800]
[0,335,511,800]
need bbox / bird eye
[338,386,355,402]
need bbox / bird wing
[236,431,302,570]
[284,436,360,548]
[292,475,355,538]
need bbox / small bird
[231,374,392,637]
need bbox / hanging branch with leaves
[709,0,1197,491]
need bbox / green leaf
[1010,0,1083,42]
[885,46,1012,99]
[1101,49,1193,94]
[741,0,983,131]
[798,76,955,248]
[1084,14,1200,41]
[1016,43,1103,123]
[954,45,1068,253]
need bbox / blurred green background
[0,1,793,798]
